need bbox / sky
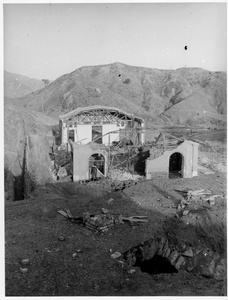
[3,2,227,80]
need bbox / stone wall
[123,236,225,281]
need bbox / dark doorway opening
[134,149,150,175]
[69,129,75,142]
[137,255,178,275]
[169,152,183,178]
[89,153,105,180]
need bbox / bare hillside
[4,70,45,98]
[12,63,226,127]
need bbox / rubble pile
[109,168,142,182]
[198,152,226,174]
[58,209,148,234]
[111,138,133,150]
[82,211,120,233]
[49,145,72,181]
[176,189,223,213]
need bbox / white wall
[102,124,120,145]
[146,141,199,179]
[75,125,92,144]
[62,122,125,145]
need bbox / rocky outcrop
[4,104,56,201]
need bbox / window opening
[92,126,102,144]
[69,129,75,142]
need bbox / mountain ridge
[4,70,45,98]
[9,62,227,127]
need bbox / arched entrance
[89,153,105,180]
[169,152,183,178]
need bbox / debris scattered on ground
[121,216,148,223]
[175,189,222,212]
[107,198,114,204]
[109,168,142,182]
[118,260,124,268]
[101,208,109,214]
[20,268,28,273]
[58,210,84,224]
[49,146,72,181]
[199,155,226,173]
[111,251,122,259]
[83,211,115,233]
[21,259,30,265]
[58,209,148,233]
[72,252,80,259]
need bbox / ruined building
[58,106,199,182]
[59,105,145,182]
[146,133,199,179]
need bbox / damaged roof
[59,105,144,123]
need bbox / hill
[11,62,226,127]
[4,70,45,98]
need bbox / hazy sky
[4,2,227,80]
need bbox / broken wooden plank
[129,216,148,219]
[174,189,189,194]
[65,209,74,219]
[187,189,205,196]
[122,217,148,223]
[58,210,69,218]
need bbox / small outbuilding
[146,139,199,179]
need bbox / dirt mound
[11,63,226,127]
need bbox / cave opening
[135,255,178,275]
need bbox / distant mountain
[11,62,227,127]
[4,70,45,98]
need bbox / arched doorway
[89,153,105,180]
[169,152,183,178]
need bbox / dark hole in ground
[136,255,178,275]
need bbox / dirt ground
[5,169,226,296]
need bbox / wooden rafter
[63,108,139,126]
